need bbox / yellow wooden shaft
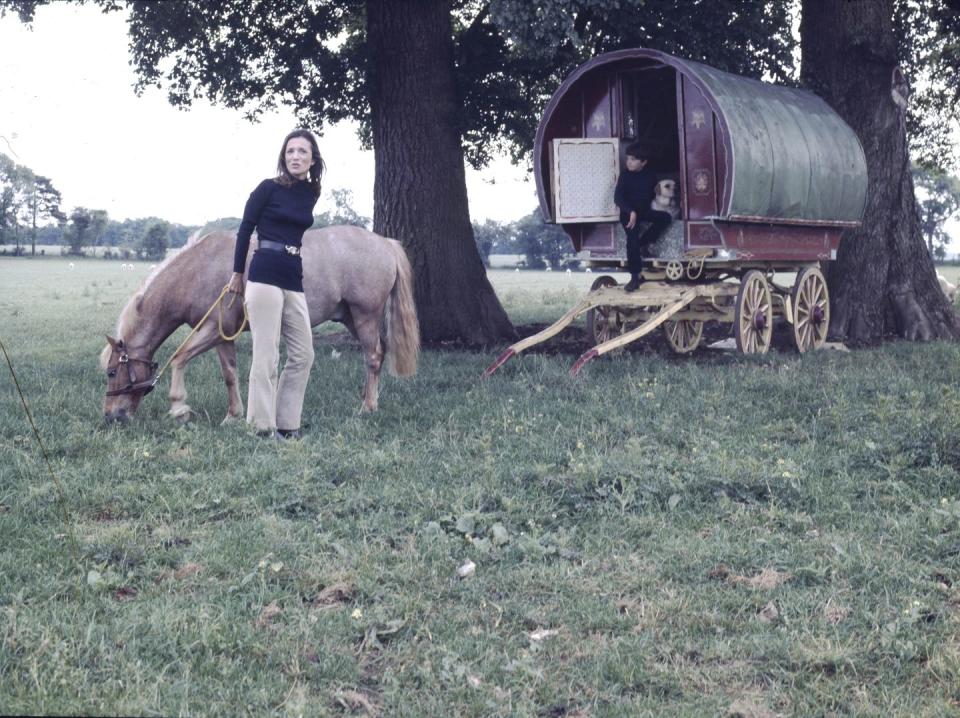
[496,281,749,370]
[506,297,595,355]
[590,291,697,357]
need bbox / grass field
[2,256,960,717]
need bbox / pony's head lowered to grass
[100,334,157,423]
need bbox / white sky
[0,3,537,228]
[1,3,957,252]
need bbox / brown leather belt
[258,239,301,256]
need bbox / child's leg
[621,211,645,279]
[626,226,645,277]
[638,209,673,249]
[623,223,647,292]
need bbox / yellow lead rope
[218,288,249,342]
[154,285,249,383]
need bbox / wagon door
[678,74,724,249]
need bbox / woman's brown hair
[275,128,325,197]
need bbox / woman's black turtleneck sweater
[232,178,319,292]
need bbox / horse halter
[105,339,159,397]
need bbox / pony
[100,226,419,423]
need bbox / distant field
[2,256,960,716]
[937,263,960,284]
[2,244,137,258]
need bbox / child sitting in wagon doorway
[613,142,673,292]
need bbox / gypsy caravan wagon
[485,48,868,376]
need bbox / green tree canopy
[894,0,960,169]
[62,207,109,255]
[914,166,960,259]
[65,207,92,255]
[138,220,170,260]
[88,209,109,246]
[1,151,65,253]
[22,174,64,255]
[513,209,571,270]
[95,0,795,167]
[0,153,23,246]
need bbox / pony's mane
[114,232,221,341]
[114,287,145,343]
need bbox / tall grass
[2,257,960,716]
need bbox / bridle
[105,339,159,397]
[102,285,247,402]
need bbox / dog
[651,179,680,219]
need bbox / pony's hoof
[220,413,241,426]
[170,407,193,423]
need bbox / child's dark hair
[625,142,651,161]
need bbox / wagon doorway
[616,65,684,258]
[620,65,681,187]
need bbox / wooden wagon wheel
[585,275,626,346]
[735,270,773,354]
[663,319,703,354]
[791,266,830,352]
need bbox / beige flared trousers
[244,282,314,432]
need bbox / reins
[107,285,248,397]
[153,285,249,384]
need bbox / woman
[227,129,324,439]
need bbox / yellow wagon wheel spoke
[735,270,773,354]
[585,275,626,348]
[664,319,703,354]
[791,267,830,352]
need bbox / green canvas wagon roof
[535,49,868,225]
[677,55,867,223]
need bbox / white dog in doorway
[651,179,680,219]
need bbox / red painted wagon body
[534,48,866,266]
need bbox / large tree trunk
[366,0,516,344]
[800,0,960,343]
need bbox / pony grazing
[100,226,420,423]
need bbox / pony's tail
[384,240,420,377]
